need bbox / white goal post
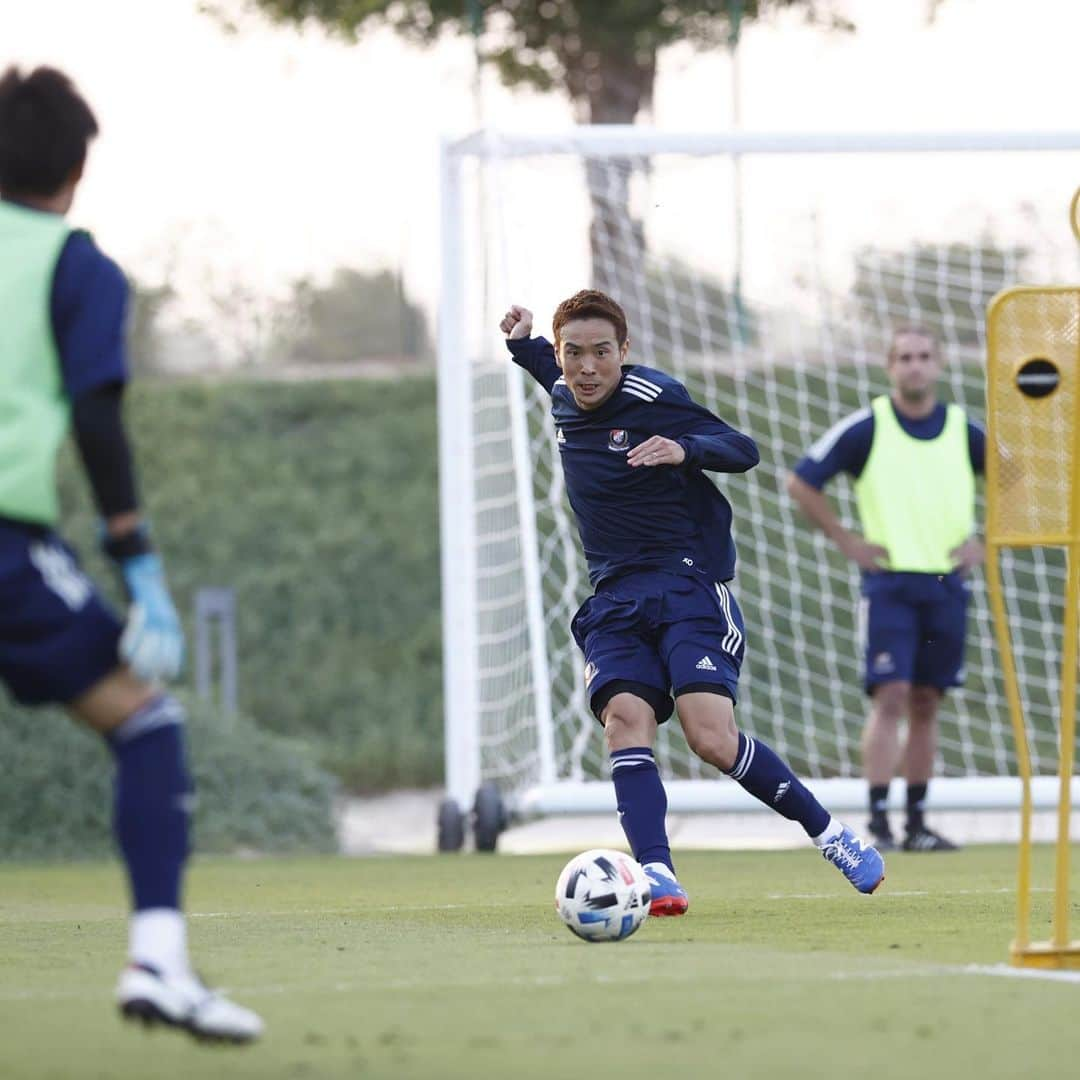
[438,127,1080,827]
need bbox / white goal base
[515,776,1080,817]
[497,808,1080,856]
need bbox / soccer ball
[554,848,651,942]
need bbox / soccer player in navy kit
[0,67,261,1041]
[787,327,984,853]
[502,291,885,909]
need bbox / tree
[850,238,1029,347]
[277,267,431,365]
[126,278,176,375]
[217,0,850,295]
[644,258,760,359]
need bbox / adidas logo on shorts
[695,655,717,672]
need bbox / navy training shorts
[0,521,124,706]
[570,568,745,723]
[859,570,970,695]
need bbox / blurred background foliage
[0,692,338,860]
[0,376,442,800]
[130,264,431,374]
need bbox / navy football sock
[725,732,830,838]
[906,782,928,833]
[106,696,192,911]
[610,747,673,872]
[869,783,891,832]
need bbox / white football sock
[643,861,676,877]
[129,908,190,977]
[812,817,843,847]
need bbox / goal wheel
[436,797,466,852]
[472,782,508,853]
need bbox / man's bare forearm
[786,472,891,572]
[785,473,851,549]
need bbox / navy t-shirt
[508,336,759,588]
[793,400,985,489]
[50,228,131,397]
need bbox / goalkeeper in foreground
[0,66,261,1043]
[502,291,885,911]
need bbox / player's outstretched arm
[501,303,561,393]
[71,386,184,683]
[785,471,889,571]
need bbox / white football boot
[116,964,264,1044]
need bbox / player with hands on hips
[787,325,986,853]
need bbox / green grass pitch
[1,846,1078,1079]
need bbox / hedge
[1,374,442,792]
[0,692,337,860]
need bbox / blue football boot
[642,862,689,916]
[820,825,885,894]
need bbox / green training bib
[854,395,975,574]
[0,201,72,526]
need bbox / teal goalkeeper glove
[115,552,185,683]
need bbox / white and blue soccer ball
[554,848,651,942]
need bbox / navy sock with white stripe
[610,747,673,872]
[106,695,193,910]
[725,731,830,837]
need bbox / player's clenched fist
[500,305,533,340]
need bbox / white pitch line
[831,963,1080,986]
[0,971,671,1004]
[0,903,517,926]
[828,966,957,981]
[5,961,1080,1004]
[767,886,1051,900]
[962,963,1080,984]
[767,890,927,899]
[189,902,518,918]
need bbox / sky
[6,0,1080,359]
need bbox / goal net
[438,129,1080,818]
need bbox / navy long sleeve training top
[508,335,759,588]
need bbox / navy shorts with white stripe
[570,568,745,723]
[0,522,123,705]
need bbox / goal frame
[438,126,1080,825]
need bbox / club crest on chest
[608,429,630,452]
